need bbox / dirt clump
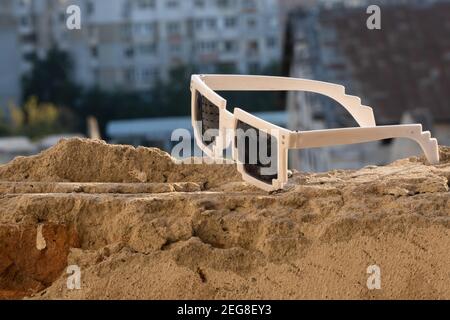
[0,139,449,299]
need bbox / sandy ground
[0,138,449,300]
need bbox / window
[121,25,131,38]
[223,40,237,53]
[247,40,259,54]
[137,0,155,9]
[134,24,143,35]
[138,43,157,55]
[206,18,217,29]
[141,68,158,83]
[266,37,277,48]
[166,0,179,8]
[242,0,256,11]
[195,18,216,30]
[167,22,181,35]
[169,43,182,54]
[90,46,98,58]
[23,52,36,62]
[124,68,135,82]
[93,68,100,82]
[20,16,29,27]
[247,17,257,29]
[225,17,237,28]
[195,19,203,30]
[134,23,156,36]
[195,18,217,31]
[217,0,231,8]
[142,69,150,81]
[197,41,217,53]
[194,0,205,8]
[20,33,36,43]
[19,0,30,7]
[124,47,134,58]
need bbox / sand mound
[0,139,449,299]
[0,138,240,188]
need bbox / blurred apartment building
[0,0,282,110]
[0,0,55,109]
[285,0,450,171]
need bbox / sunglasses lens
[195,91,220,148]
[236,120,278,184]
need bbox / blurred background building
[285,0,450,171]
[0,0,282,107]
[0,0,449,172]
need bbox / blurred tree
[21,47,80,109]
[149,62,284,118]
[21,47,81,133]
[151,65,194,117]
[20,46,284,139]
[8,97,74,139]
[213,61,284,113]
[77,87,152,136]
[0,109,11,136]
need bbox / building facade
[0,0,60,109]
[68,0,282,90]
[0,0,283,108]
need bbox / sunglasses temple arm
[289,125,440,165]
[199,75,376,127]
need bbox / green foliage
[8,97,75,139]
[212,61,285,113]
[21,48,80,108]
[76,87,151,134]
[0,109,11,136]
[20,46,283,138]
[150,62,284,117]
[151,65,194,117]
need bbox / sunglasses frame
[191,74,440,192]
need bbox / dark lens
[236,120,278,184]
[195,91,220,148]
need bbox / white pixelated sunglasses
[191,74,440,192]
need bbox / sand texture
[0,138,449,300]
